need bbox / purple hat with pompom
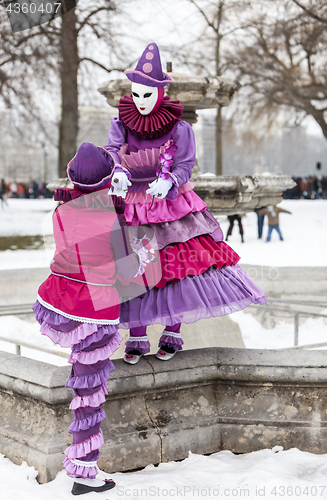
[125,43,173,87]
[67,142,115,191]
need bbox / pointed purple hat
[125,43,173,87]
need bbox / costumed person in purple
[105,42,266,364]
[33,144,157,495]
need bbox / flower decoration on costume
[156,140,178,179]
[131,237,156,276]
[147,140,178,211]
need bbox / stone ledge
[2,348,327,405]
[1,347,327,482]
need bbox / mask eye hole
[132,92,140,98]
[144,93,152,98]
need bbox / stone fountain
[97,71,295,214]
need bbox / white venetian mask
[131,82,159,115]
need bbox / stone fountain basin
[47,174,295,217]
[98,73,240,110]
[1,347,327,483]
[192,174,295,215]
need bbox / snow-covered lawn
[217,199,327,267]
[0,198,326,269]
[2,448,327,499]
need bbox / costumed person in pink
[33,144,156,495]
[105,42,267,364]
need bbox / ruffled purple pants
[33,302,122,478]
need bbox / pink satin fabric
[124,190,207,225]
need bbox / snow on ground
[0,247,53,270]
[0,316,68,366]
[0,198,56,269]
[217,200,327,267]
[1,308,327,369]
[0,199,327,269]
[1,448,327,499]
[231,310,327,350]
[0,198,56,237]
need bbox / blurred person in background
[0,178,8,209]
[225,214,244,243]
[257,205,292,242]
[322,176,327,199]
[254,207,266,239]
[9,181,18,197]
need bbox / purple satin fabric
[120,264,266,329]
[105,119,196,201]
[146,210,223,250]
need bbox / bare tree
[0,1,136,177]
[168,0,252,175]
[0,8,60,140]
[226,0,327,140]
[291,0,327,25]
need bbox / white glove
[146,177,173,199]
[110,171,132,199]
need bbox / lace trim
[51,272,114,287]
[162,330,182,338]
[127,336,149,342]
[71,459,98,468]
[36,294,120,325]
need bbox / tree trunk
[215,106,222,175]
[309,107,327,140]
[58,3,78,178]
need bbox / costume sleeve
[103,118,131,179]
[165,121,196,200]
[110,215,140,279]
[277,208,291,214]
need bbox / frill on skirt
[66,360,115,389]
[63,458,99,479]
[69,383,108,410]
[120,264,266,329]
[64,429,104,459]
[158,332,184,351]
[68,335,122,365]
[69,408,106,433]
[156,236,240,288]
[145,210,224,250]
[124,190,207,225]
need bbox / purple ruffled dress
[104,96,266,354]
